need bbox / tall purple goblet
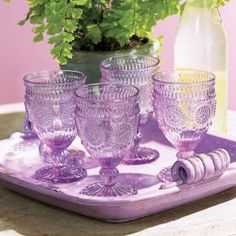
[75,83,140,197]
[100,55,160,165]
[24,70,87,183]
[152,70,216,182]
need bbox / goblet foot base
[157,166,173,183]
[124,147,159,165]
[34,165,87,184]
[80,182,137,197]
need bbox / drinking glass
[100,55,160,165]
[24,70,87,183]
[75,83,140,197]
[152,70,216,182]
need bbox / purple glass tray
[0,120,236,222]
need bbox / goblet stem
[52,150,67,167]
[34,148,87,183]
[80,167,137,197]
[79,159,137,197]
[176,151,195,159]
[99,167,119,187]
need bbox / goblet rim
[23,70,86,85]
[74,83,139,103]
[100,55,160,72]
[153,70,215,85]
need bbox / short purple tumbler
[24,70,87,183]
[75,83,140,197]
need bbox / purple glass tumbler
[100,55,160,165]
[152,71,216,182]
[75,83,140,197]
[24,70,87,183]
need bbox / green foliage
[6,0,230,64]
[215,0,230,6]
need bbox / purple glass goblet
[24,70,87,183]
[152,70,216,182]
[75,83,140,197]
[100,55,160,165]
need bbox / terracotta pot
[61,41,160,84]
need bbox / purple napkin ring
[169,148,230,186]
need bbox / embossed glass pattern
[24,70,87,183]
[100,55,160,165]
[75,83,140,197]
[153,70,216,159]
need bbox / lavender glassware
[152,71,216,182]
[24,70,87,183]
[100,55,160,165]
[75,83,140,197]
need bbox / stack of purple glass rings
[23,55,217,197]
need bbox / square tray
[0,120,236,222]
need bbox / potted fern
[15,0,229,82]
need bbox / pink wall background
[0,1,235,110]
